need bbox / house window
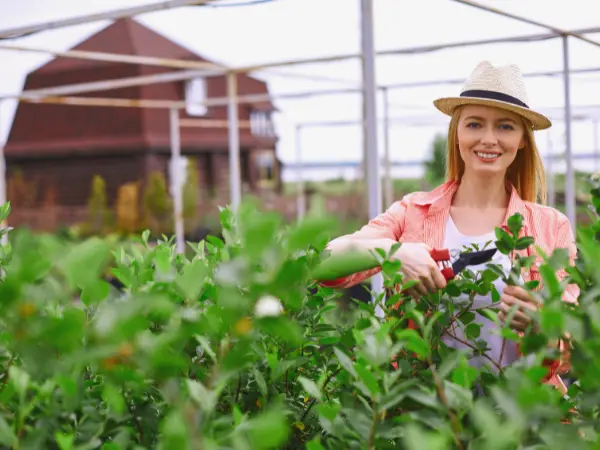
[185,77,208,116]
[250,110,274,137]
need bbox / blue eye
[466,122,481,128]
[499,124,515,131]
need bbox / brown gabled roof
[36,17,209,74]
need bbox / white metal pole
[594,118,599,172]
[227,72,242,209]
[546,132,555,207]
[295,125,306,220]
[360,0,384,308]
[562,36,576,227]
[169,107,185,254]
[382,87,392,208]
[0,101,6,245]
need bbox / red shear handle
[429,248,455,281]
[429,248,450,262]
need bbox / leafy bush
[85,175,113,235]
[0,180,599,449]
[142,172,173,236]
[116,182,141,235]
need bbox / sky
[1,0,599,181]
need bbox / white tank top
[441,215,519,372]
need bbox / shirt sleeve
[550,214,579,377]
[318,195,409,289]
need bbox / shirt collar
[416,179,529,234]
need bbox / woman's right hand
[391,242,447,299]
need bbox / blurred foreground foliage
[0,177,599,449]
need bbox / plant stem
[445,334,503,373]
[300,369,340,422]
[368,401,377,450]
[0,358,13,395]
[430,364,465,450]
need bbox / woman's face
[456,105,527,178]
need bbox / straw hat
[433,61,552,130]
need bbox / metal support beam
[227,72,241,210]
[295,125,306,221]
[360,0,384,308]
[546,132,555,207]
[0,101,6,246]
[0,0,220,38]
[451,0,600,48]
[382,87,393,208]
[562,36,576,227]
[169,107,185,254]
[594,118,599,172]
[0,43,224,71]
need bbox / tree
[142,171,173,235]
[86,175,112,234]
[183,158,200,233]
[115,182,140,235]
[424,133,448,186]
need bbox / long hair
[445,106,547,204]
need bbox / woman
[323,61,579,394]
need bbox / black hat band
[460,89,529,109]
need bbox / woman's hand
[393,242,447,299]
[498,285,539,332]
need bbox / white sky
[1,0,599,180]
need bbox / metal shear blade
[452,248,497,275]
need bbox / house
[5,17,281,216]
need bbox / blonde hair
[445,106,547,204]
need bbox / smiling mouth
[474,151,501,160]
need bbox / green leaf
[353,363,380,396]
[311,250,378,282]
[539,265,562,299]
[55,432,74,450]
[61,238,111,289]
[175,259,208,300]
[298,376,322,400]
[0,416,16,447]
[515,236,535,250]
[495,227,515,246]
[458,312,475,325]
[507,213,524,236]
[80,278,111,305]
[287,216,336,252]
[306,438,325,450]
[466,323,481,339]
[254,368,268,398]
[159,410,189,449]
[103,383,126,415]
[403,423,449,450]
[246,409,290,450]
[186,379,216,413]
[451,359,478,389]
[396,329,430,358]
[9,366,29,399]
[334,348,357,377]
[438,350,465,378]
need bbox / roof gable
[35,17,209,74]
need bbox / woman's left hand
[498,285,539,332]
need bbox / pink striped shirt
[325,180,579,394]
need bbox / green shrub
[0,181,598,449]
[85,175,113,235]
[142,171,173,236]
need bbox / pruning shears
[430,247,497,281]
[312,246,497,284]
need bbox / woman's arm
[319,199,406,289]
[320,196,447,296]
